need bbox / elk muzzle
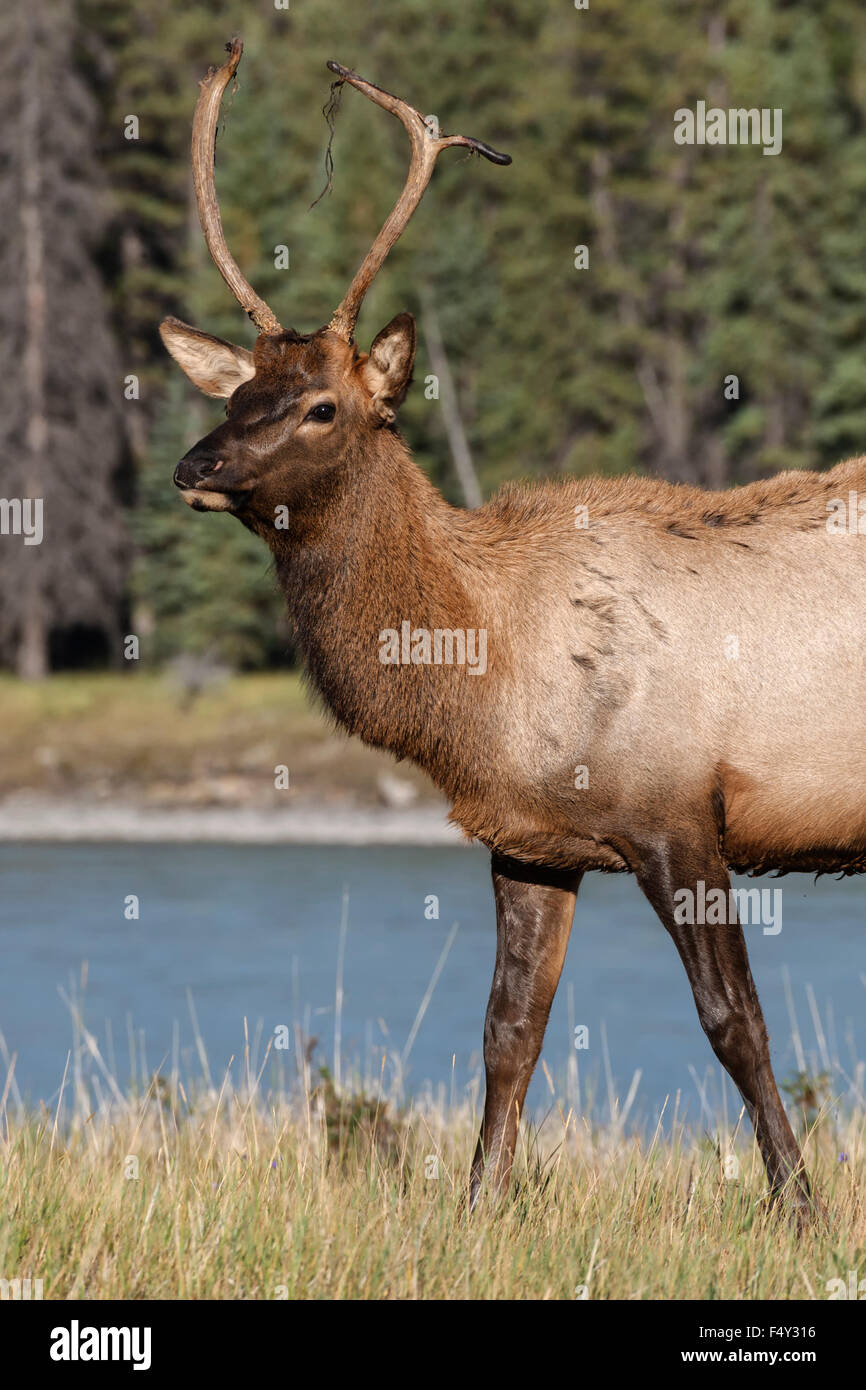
[174,448,244,512]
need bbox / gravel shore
[0,793,466,845]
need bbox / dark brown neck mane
[266,430,499,799]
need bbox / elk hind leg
[635,834,821,1220]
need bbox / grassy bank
[1,1070,863,1300]
[1,675,863,1298]
[0,672,436,810]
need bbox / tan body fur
[269,433,866,881]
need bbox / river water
[0,842,862,1127]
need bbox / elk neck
[266,427,498,796]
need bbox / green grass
[0,672,435,806]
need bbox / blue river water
[0,842,862,1128]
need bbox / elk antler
[192,38,282,335]
[326,61,511,343]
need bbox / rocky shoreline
[0,792,466,845]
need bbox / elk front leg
[469,855,581,1208]
[634,835,821,1218]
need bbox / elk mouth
[178,486,249,513]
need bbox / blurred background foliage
[4,0,866,673]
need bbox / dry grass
[1,1035,863,1300]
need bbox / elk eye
[307,402,336,422]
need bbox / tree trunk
[17,600,48,681]
[18,5,48,680]
[419,284,483,509]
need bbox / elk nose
[173,451,223,489]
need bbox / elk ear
[358,313,416,423]
[159,316,256,399]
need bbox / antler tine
[192,38,282,335]
[326,61,511,344]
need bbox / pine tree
[0,0,127,676]
[66,0,866,669]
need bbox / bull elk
[161,38,852,1219]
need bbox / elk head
[161,39,510,528]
